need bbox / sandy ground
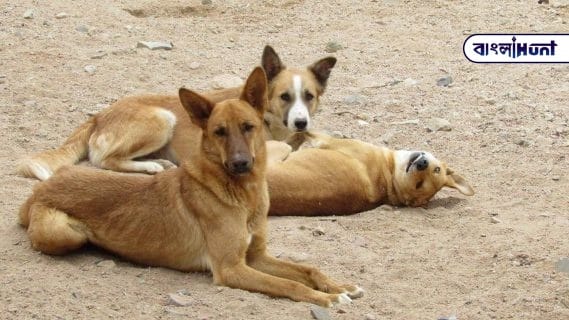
[1,0,569,319]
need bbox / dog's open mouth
[406,152,422,173]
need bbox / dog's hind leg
[27,204,89,255]
[89,108,177,174]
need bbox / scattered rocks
[189,62,201,70]
[55,12,68,19]
[491,217,502,224]
[96,259,116,268]
[310,305,331,320]
[210,74,243,89]
[325,41,343,53]
[23,9,35,19]
[137,41,174,50]
[436,75,453,87]
[167,292,193,307]
[426,117,452,132]
[84,65,97,75]
[556,257,569,274]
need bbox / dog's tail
[17,118,96,180]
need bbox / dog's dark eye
[416,181,424,189]
[434,167,441,173]
[305,92,314,101]
[214,127,227,137]
[280,93,291,102]
[243,123,254,132]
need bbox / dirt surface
[1,0,569,319]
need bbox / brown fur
[18,46,336,180]
[18,69,361,307]
[267,132,474,216]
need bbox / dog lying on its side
[18,68,361,307]
[266,132,474,216]
[18,46,336,180]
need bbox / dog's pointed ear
[262,45,285,82]
[241,67,268,117]
[179,88,214,129]
[309,56,337,90]
[444,168,475,196]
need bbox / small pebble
[23,100,37,108]
[167,293,193,307]
[552,176,560,181]
[189,62,201,70]
[357,120,370,127]
[491,217,502,224]
[310,305,331,320]
[23,9,34,19]
[325,41,343,53]
[55,12,68,19]
[556,257,569,274]
[312,227,325,236]
[379,204,394,211]
[426,118,452,132]
[137,41,174,50]
[76,25,89,33]
[436,75,453,87]
[202,0,213,4]
[403,78,419,86]
[84,65,97,74]
[96,259,116,268]
[364,314,377,320]
[210,74,243,89]
[515,139,529,147]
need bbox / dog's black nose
[230,160,251,174]
[294,118,308,131]
[416,157,428,171]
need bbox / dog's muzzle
[406,152,428,172]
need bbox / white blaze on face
[287,75,310,131]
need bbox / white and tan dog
[19,68,361,307]
[18,46,336,180]
[267,133,474,216]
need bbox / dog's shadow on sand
[426,196,466,209]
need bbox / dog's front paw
[152,159,177,170]
[331,292,352,306]
[144,162,165,174]
[344,285,364,299]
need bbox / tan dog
[18,46,336,180]
[267,133,474,216]
[18,68,361,307]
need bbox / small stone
[137,41,174,50]
[426,118,452,132]
[189,62,201,70]
[325,41,343,53]
[343,94,365,105]
[285,252,309,263]
[167,293,193,307]
[96,259,116,268]
[23,9,34,19]
[23,100,37,108]
[210,74,243,89]
[90,52,107,59]
[379,204,393,211]
[55,12,68,19]
[310,305,331,320]
[484,98,496,105]
[436,75,453,87]
[491,217,502,224]
[392,119,419,125]
[552,175,561,181]
[216,286,224,293]
[364,314,377,320]
[515,139,529,147]
[357,120,370,127]
[551,0,569,8]
[544,112,555,122]
[556,257,569,274]
[403,78,419,86]
[76,25,89,33]
[312,227,325,236]
[337,308,347,314]
[84,65,97,74]
[202,0,213,4]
